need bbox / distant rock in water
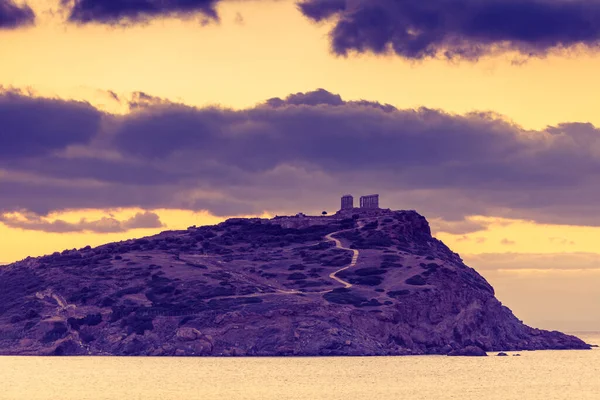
[0,209,591,356]
[497,352,509,356]
[448,346,487,357]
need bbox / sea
[1,332,598,400]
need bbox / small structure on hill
[339,193,380,211]
[341,194,354,210]
[360,194,379,209]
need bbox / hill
[0,209,590,356]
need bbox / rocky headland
[0,209,590,356]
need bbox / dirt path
[202,224,361,301]
[324,231,359,289]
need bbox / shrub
[354,268,387,276]
[321,255,352,267]
[362,221,379,230]
[68,314,103,331]
[287,273,307,280]
[350,276,383,286]
[405,275,427,286]
[323,288,368,307]
[387,290,410,298]
[121,314,154,335]
[100,297,115,307]
[41,322,68,343]
[80,331,95,343]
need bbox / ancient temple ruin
[339,194,380,210]
[360,194,379,209]
[341,194,354,210]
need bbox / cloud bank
[3,88,600,226]
[0,0,34,29]
[63,0,224,24]
[298,0,600,60]
[0,211,164,233]
[464,252,600,272]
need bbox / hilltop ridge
[0,209,590,356]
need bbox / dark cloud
[0,211,164,233]
[265,88,396,111]
[106,90,120,103]
[63,0,221,24]
[0,90,102,159]
[298,0,600,60]
[127,91,176,110]
[5,88,600,226]
[0,0,34,29]
[266,88,345,107]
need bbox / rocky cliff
[0,209,590,356]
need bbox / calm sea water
[1,333,598,400]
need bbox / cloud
[234,12,244,25]
[429,217,490,235]
[63,0,225,25]
[0,211,164,233]
[0,0,34,29]
[298,0,600,60]
[266,88,345,107]
[0,89,102,159]
[500,238,516,245]
[464,252,600,271]
[127,91,176,110]
[549,237,576,246]
[5,88,600,226]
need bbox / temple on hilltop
[270,193,387,229]
[340,194,380,210]
[341,194,354,209]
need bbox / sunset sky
[1,0,600,331]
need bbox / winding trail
[198,225,362,301]
[324,231,359,289]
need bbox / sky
[1,0,600,331]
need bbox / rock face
[448,346,487,357]
[0,209,590,356]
